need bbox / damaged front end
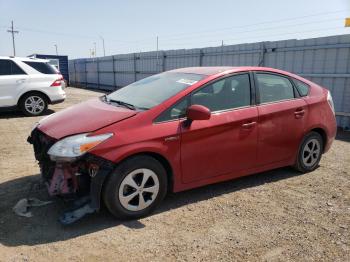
[28,128,115,225]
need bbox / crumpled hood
[38,98,137,139]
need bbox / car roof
[169,66,297,77]
[170,67,236,75]
[0,56,49,63]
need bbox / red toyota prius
[28,66,336,224]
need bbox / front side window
[155,73,251,122]
[23,61,57,74]
[107,72,205,110]
[191,74,251,112]
[156,98,189,122]
[256,73,294,103]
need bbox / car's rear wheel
[103,155,167,219]
[19,93,48,116]
[294,131,323,173]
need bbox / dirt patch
[0,87,349,261]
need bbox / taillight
[51,75,63,87]
[327,91,335,115]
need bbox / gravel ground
[0,87,349,262]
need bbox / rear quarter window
[293,79,310,96]
[23,61,57,74]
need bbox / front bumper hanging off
[28,128,115,225]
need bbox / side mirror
[186,104,211,121]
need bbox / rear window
[23,61,57,74]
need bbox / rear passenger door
[0,59,28,107]
[254,72,307,166]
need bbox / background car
[28,66,336,224]
[0,56,66,116]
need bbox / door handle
[294,109,305,119]
[242,121,256,128]
[16,79,26,83]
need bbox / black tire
[19,92,48,116]
[103,155,168,219]
[294,131,323,173]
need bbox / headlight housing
[48,133,113,161]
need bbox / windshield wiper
[103,96,136,110]
[102,95,150,111]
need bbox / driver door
[180,73,258,183]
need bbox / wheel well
[115,152,174,193]
[143,152,174,193]
[310,128,327,152]
[18,91,51,106]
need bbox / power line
[160,26,347,49]
[7,20,19,56]
[3,9,347,46]
[156,9,349,40]
[105,17,346,49]
[108,9,349,44]
[158,17,345,44]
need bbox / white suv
[0,56,66,116]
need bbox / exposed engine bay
[28,128,114,225]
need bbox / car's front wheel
[103,155,168,219]
[294,131,323,173]
[19,93,48,116]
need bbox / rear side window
[0,59,26,75]
[256,73,294,103]
[293,79,309,96]
[23,61,57,74]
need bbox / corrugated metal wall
[69,34,350,129]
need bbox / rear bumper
[324,116,337,153]
[45,87,66,104]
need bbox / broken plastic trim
[59,161,113,225]
[28,128,116,225]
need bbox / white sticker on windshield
[176,79,198,85]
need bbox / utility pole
[99,36,106,56]
[93,42,97,57]
[54,44,58,55]
[7,20,19,56]
[156,36,159,71]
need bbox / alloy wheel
[24,96,45,115]
[302,138,321,168]
[118,168,160,212]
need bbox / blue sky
[0,0,349,58]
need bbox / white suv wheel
[20,93,48,116]
[24,96,46,115]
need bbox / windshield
[106,72,205,110]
